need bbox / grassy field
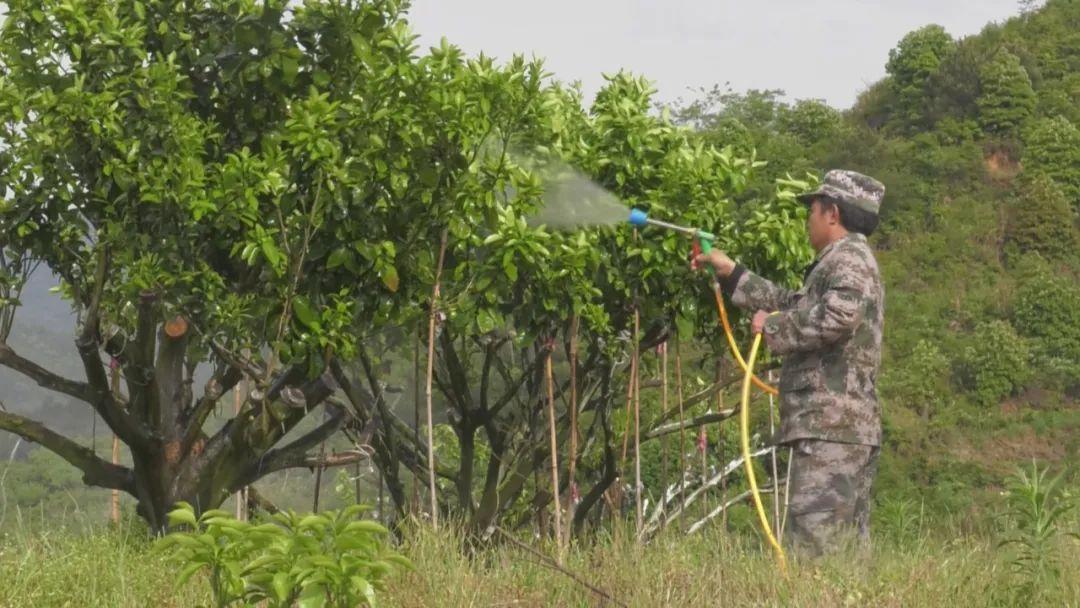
[2,513,1077,608]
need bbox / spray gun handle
[690,232,714,270]
[697,233,713,254]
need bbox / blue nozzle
[628,208,648,227]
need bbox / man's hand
[694,249,736,278]
[751,310,771,335]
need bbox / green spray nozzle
[628,207,715,252]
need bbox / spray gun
[628,208,715,269]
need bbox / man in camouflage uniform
[697,170,886,557]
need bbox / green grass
[2,514,1077,608]
[0,519,206,607]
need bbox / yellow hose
[713,285,778,396]
[740,332,789,576]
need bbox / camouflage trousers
[784,439,880,557]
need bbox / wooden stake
[674,334,687,528]
[768,369,780,535]
[699,426,709,520]
[313,437,326,512]
[566,315,579,546]
[412,332,421,514]
[377,466,385,524]
[632,310,642,537]
[717,360,727,529]
[619,351,637,470]
[425,230,449,529]
[355,459,362,507]
[545,349,563,561]
[235,377,248,521]
[780,446,794,539]
[659,341,668,519]
[109,362,121,525]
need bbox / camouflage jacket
[722,233,884,446]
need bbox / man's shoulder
[826,235,878,272]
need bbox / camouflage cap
[796,170,885,216]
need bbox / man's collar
[815,232,862,262]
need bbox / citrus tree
[343,70,814,533]
[0,0,503,530]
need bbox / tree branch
[438,328,473,413]
[181,363,242,454]
[0,410,135,492]
[239,449,370,485]
[0,343,92,403]
[643,409,736,442]
[0,341,150,449]
[206,338,265,385]
[329,359,373,426]
[77,245,109,346]
[489,352,545,418]
[233,402,350,487]
[119,290,159,421]
[477,337,506,413]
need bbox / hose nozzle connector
[628,207,715,253]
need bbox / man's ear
[825,202,840,225]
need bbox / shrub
[1004,176,1078,264]
[960,320,1032,406]
[1012,258,1080,390]
[155,503,411,608]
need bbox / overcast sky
[406,0,1025,109]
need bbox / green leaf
[167,506,198,528]
[326,247,351,270]
[380,265,399,292]
[272,571,293,602]
[382,554,414,570]
[261,239,283,272]
[298,514,327,530]
[344,520,389,536]
[476,309,495,334]
[281,55,300,85]
[176,561,207,586]
[297,584,327,608]
[293,296,319,329]
[351,575,376,606]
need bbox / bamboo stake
[717,360,727,529]
[612,346,636,539]
[768,369,780,535]
[632,310,643,537]
[412,332,421,514]
[235,377,248,521]
[619,348,637,468]
[659,341,668,523]
[313,437,326,513]
[109,362,121,525]
[425,230,449,529]
[674,334,687,529]
[545,349,563,562]
[699,426,709,520]
[780,447,794,539]
[355,459,362,506]
[566,315,579,547]
[377,466,385,524]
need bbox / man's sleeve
[722,265,801,312]
[760,259,870,355]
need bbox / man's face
[806,199,834,252]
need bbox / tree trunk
[0,312,364,531]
